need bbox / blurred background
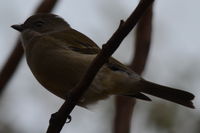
[0,0,200,133]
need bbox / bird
[11,13,195,108]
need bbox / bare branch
[130,2,153,74]
[46,0,154,133]
[0,0,59,95]
[114,96,136,133]
[114,1,153,133]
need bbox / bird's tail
[138,79,195,108]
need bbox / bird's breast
[26,43,98,99]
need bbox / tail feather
[140,79,195,108]
[124,93,152,101]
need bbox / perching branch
[0,0,59,95]
[46,0,154,133]
[114,1,153,133]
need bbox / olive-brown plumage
[12,13,195,108]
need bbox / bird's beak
[11,24,24,32]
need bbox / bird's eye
[34,20,45,27]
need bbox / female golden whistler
[12,14,194,108]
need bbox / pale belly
[26,46,139,106]
[31,63,111,106]
[27,49,112,106]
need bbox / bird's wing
[48,29,100,54]
[48,28,136,75]
[107,58,135,76]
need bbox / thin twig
[46,0,154,133]
[0,0,59,95]
[114,1,153,133]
